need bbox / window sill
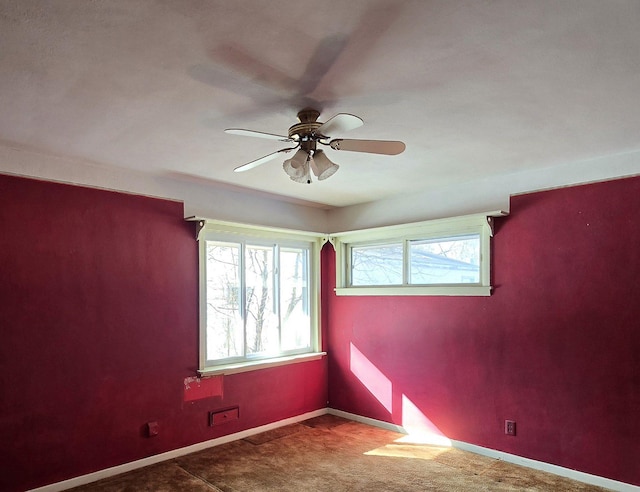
[335,286,492,296]
[198,352,327,377]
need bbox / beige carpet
[71,415,608,491]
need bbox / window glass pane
[351,243,403,286]
[280,248,310,351]
[244,245,279,356]
[201,228,316,368]
[205,242,243,360]
[409,234,480,285]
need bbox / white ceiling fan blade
[225,128,294,142]
[317,113,364,137]
[329,139,406,155]
[233,147,296,172]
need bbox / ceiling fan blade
[317,113,364,137]
[233,147,297,173]
[329,139,406,155]
[225,128,294,142]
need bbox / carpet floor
[70,415,608,491]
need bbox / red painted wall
[0,175,327,492]
[325,176,640,486]
[3,172,638,489]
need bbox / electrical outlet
[505,420,516,436]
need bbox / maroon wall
[325,176,640,486]
[3,172,638,489]
[0,175,327,492]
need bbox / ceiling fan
[225,108,406,184]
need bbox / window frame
[332,212,505,297]
[193,219,325,376]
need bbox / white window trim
[189,218,325,374]
[197,352,326,377]
[330,211,506,297]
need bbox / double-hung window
[195,220,324,375]
[333,212,504,296]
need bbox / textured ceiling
[1,0,640,209]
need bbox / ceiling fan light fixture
[311,150,339,180]
[289,159,312,184]
[283,148,308,180]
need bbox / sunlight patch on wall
[398,394,451,447]
[349,342,451,449]
[349,342,393,412]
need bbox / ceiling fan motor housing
[288,108,324,141]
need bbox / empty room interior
[1,1,639,491]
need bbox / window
[195,220,324,375]
[409,234,480,285]
[352,243,403,285]
[332,212,504,296]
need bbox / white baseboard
[328,408,406,433]
[328,408,639,492]
[28,408,328,492]
[451,440,640,492]
[29,407,639,492]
